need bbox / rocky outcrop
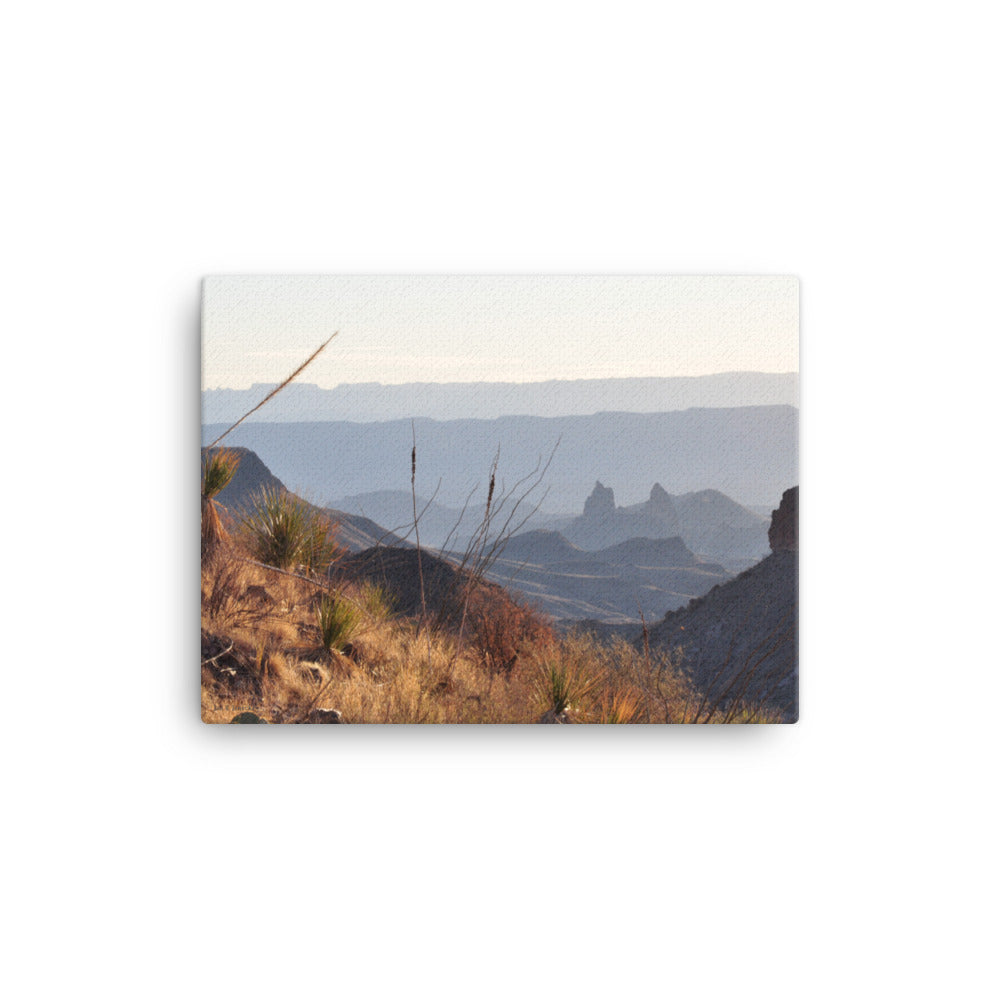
[768,486,798,552]
[305,708,343,724]
[644,485,800,720]
[648,482,671,508]
[582,481,616,519]
[562,482,767,569]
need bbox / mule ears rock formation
[649,482,672,507]
[583,481,616,519]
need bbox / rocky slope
[645,486,798,721]
[768,486,798,552]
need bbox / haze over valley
[203,372,798,424]
[203,402,796,514]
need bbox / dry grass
[201,537,779,724]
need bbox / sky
[202,276,799,389]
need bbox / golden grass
[201,542,780,724]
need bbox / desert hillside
[201,447,409,553]
[201,447,786,724]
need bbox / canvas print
[201,276,798,724]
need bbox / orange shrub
[464,585,555,677]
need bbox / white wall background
[3,3,996,998]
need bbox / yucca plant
[318,594,361,654]
[535,657,604,718]
[359,582,394,622]
[239,487,340,572]
[201,448,241,557]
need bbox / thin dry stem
[206,333,338,450]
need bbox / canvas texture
[201,276,799,724]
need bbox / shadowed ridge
[201,446,408,554]
[645,487,799,721]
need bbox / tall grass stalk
[205,333,337,450]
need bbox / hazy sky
[202,276,798,389]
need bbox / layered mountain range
[207,406,798,516]
[480,530,732,623]
[555,481,768,568]
[203,372,798,424]
[333,478,767,571]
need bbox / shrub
[317,594,361,654]
[533,651,604,718]
[239,487,340,572]
[465,586,554,677]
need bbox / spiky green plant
[239,487,340,572]
[202,448,240,501]
[359,582,394,621]
[535,657,604,717]
[201,449,241,557]
[318,594,361,654]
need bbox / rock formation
[563,481,767,569]
[582,481,616,519]
[768,486,798,552]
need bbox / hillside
[646,486,798,721]
[201,447,408,553]
[479,530,731,623]
[205,447,285,509]
[200,447,794,723]
[203,371,799,424]
[207,406,798,514]
[328,490,480,549]
[206,448,734,621]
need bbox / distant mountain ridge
[203,405,798,512]
[478,529,731,623]
[332,479,768,571]
[557,481,769,569]
[203,372,798,424]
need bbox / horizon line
[202,369,800,392]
